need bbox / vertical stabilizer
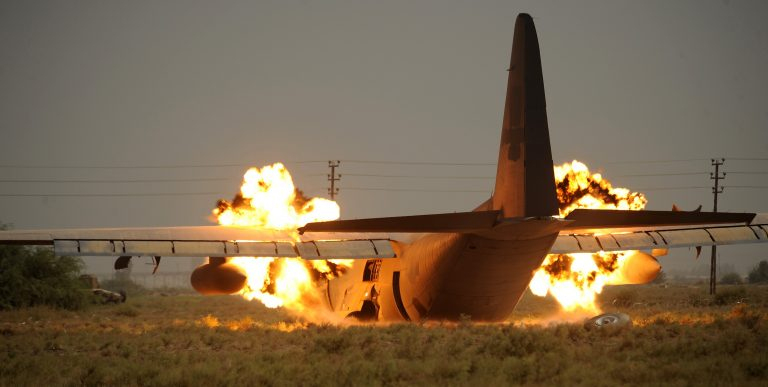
[492,14,558,218]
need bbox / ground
[1,284,767,386]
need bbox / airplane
[1,14,766,322]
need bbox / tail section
[492,14,559,218]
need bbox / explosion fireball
[529,160,649,313]
[213,160,649,318]
[211,163,350,313]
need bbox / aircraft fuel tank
[190,257,247,295]
[614,251,661,285]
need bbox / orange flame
[530,160,647,314]
[211,163,351,314]
[554,160,646,217]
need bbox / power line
[1,157,764,170]
[0,192,227,197]
[617,173,704,178]
[327,161,340,200]
[629,185,768,191]
[604,157,768,165]
[344,187,489,193]
[0,177,235,183]
[343,173,494,180]
[630,186,711,191]
[709,158,725,295]
[341,160,494,166]
[604,158,710,165]
[0,160,327,170]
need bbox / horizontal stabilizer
[299,210,500,234]
[564,209,755,231]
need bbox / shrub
[0,244,89,310]
[714,287,747,306]
[612,288,639,307]
[100,277,147,296]
[747,261,768,284]
[720,272,743,285]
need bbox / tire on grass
[584,312,632,330]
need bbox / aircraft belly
[397,233,469,319]
[426,232,558,321]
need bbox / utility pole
[709,158,725,295]
[328,160,340,200]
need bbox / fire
[554,160,646,217]
[211,163,351,314]
[530,160,648,313]
[214,163,340,233]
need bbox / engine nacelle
[190,257,247,295]
[613,251,661,285]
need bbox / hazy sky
[1,1,766,274]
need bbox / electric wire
[0,160,327,169]
[342,187,489,193]
[0,192,228,197]
[0,178,236,183]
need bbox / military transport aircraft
[1,14,766,322]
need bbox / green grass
[1,285,767,386]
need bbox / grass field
[1,284,767,386]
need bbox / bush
[612,288,639,307]
[100,277,147,296]
[720,272,743,285]
[748,261,768,284]
[0,244,89,310]
[714,287,747,306]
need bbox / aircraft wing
[0,210,501,261]
[551,211,768,254]
[1,209,766,259]
[0,226,395,260]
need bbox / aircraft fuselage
[327,218,565,322]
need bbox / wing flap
[553,222,768,254]
[657,229,712,247]
[0,225,395,259]
[53,240,79,255]
[46,237,395,259]
[751,225,768,240]
[596,234,620,250]
[610,233,656,249]
[0,226,297,244]
[575,235,601,251]
[296,240,395,260]
[707,227,760,244]
[173,241,228,257]
[123,241,174,256]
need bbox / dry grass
[1,285,767,386]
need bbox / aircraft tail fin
[492,14,559,218]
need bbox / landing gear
[345,286,380,322]
[584,312,632,330]
[346,300,379,322]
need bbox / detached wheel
[584,312,632,330]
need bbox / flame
[213,161,647,318]
[213,163,340,233]
[211,163,351,315]
[554,160,646,217]
[531,160,647,314]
